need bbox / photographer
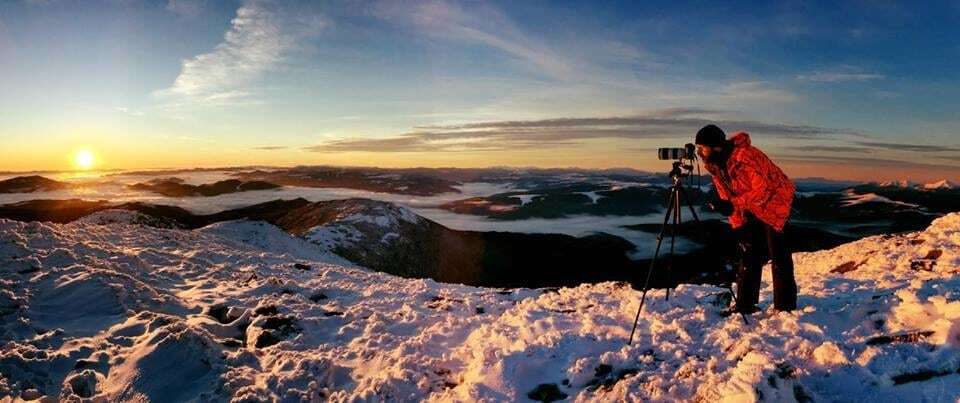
[694,124,798,314]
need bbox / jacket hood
[731,132,751,148]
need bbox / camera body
[657,143,697,161]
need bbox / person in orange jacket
[694,124,798,313]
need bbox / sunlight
[72,149,96,170]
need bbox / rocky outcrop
[0,175,69,193]
[127,178,280,197]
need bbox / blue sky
[1,0,958,181]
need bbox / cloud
[166,0,205,18]
[177,136,215,143]
[796,72,884,82]
[715,81,799,103]
[304,109,868,153]
[854,141,960,153]
[113,106,144,117]
[252,145,288,150]
[372,0,573,80]
[778,155,959,170]
[155,0,326,103]
[785,145,873,153]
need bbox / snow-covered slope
[878,179,918,189]
[1,214,959,401]
[840,190,920,208]
[300,198,422,253]
[924,179,955,190]
[875,179,955,191]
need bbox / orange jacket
[709,132,795,232]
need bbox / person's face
[696,144,712,160]
[696,144,724,163]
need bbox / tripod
[627,161,746,345]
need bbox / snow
[299,201,422,254]
[578,191,606,204]
[73,209,144,225]
[513,194,541,205]
[0,214,959,401]
[304,223,365,251]
[879,179,918,188]
[924,180,955,190]
[841,190,920,208]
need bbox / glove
[707,199,734,216]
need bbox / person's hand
[707,199,734,216]
[703,161,721,175]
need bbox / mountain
[923,179,955,190]
[236,166,463,196]
[0,198,643,288]
[439,184,675,220]
[793,177,862,193]
[0,175,69,193]
[0,196,934,288]
[878,179,917,188]
[871,179,955,191]
[847,183,960,215]
[127,178,281,197]
[0,208,957,401]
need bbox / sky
[1,0,959,181]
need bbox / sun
[73,149,96,170]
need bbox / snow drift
[0,213,958,401]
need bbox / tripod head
[668,160,695,184]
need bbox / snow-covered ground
[1,212,959,401]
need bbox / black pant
[734,214,798,312]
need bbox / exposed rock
[0,175,69,193]
[128,178,281,197]
[527,383,568,402]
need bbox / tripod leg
[628,190,676,345]
[677,184,702,224]
[666,188,680,301]
[724,281,749,325]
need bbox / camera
[657,143,696,161]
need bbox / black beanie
[695,124,726,147]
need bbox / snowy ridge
[74,208,184,228]
[0,214,958,401]
[875,179,955,191]
[301,199,423,254]
[330,200,421,227]
[840,190,920,208]
[878,179,918,188]
[923,179,955,190]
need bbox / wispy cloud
[252,145,288,150]
[372,0,573,80]
[785,145,873,153]
[166,0,205,18]
[304,109,868,153]
[177,135,215,144]
[155,0,326,104]
[854,141,960,153]
[779,155,959,170]
[796,71,885,83]
[113,106,144,117]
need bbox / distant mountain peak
[877,179,917,188]
[923,179,955,190]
